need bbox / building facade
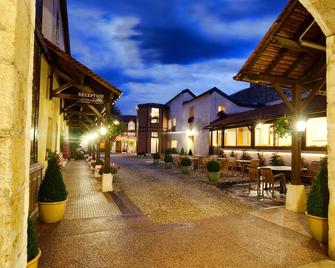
[112,115,137,154]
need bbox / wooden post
[92,143,96,160]
[105,100,112,168]
[96,138,101,162]
[291,84,302,185]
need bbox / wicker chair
[259,167,287,197]
[220,158,234,177]
[302,162,321,183]
[248,165,261,193]
[227,157,237,176]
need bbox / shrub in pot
[306,158,329,243]
[152,153,160,165]
[181,157,192,174]
[164,154,173,169]
[101,166,118,192]
[207,160,221,182]
[188,149,193,156]
[27,218,41,268]
[38,152,68,223]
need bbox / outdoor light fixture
[92,132,99,139]
[99,126,107,135]
[186,129,196,136]
[296,120,306,132]
[114,120,120,125]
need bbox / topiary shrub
[270,153,284,166]
[152,153,160,160]
[181,157,192,166]
[307,158,329,217]
[38,152,68,202]
[207,160,220,172]
[188,149,193,156]
[180,148,185,155]
[27,217,39,261]
[164,154,173,163]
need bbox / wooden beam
[273,83,295,114]
[52,93,105,104]
[52,83,72,95]
[52,68,83,90]
[301,80,326,110]
[80,121,91,131]
[245,73,296,88]
[265,48,289,74]
[299,58,325,84]
[65,111,96,116]
[283,52,306,77]
[274,36,310,53]
[87,104,105,122]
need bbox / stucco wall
[0,0,35,267]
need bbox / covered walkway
[36,156,330,267]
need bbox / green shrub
[180,148,185,155]
[207,160,220,172]
[240,151,252,160]
[181,157,192,166]
[38,152,68,202]
[270,153,284,166]
[164,154,173,162]
[152,153,160,160]
[27,217,39,261]
[165,148,172,154]
[307,158,329,217]
[171,148,178,154]
[230,151,235,157]
[188,149,193,156]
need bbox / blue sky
[68,0,288,115]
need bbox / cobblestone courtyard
[37,155,329,267]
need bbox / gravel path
[112,155,253,224]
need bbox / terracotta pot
[27,248,41,268]
[306,212,328,243]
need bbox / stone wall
[0,0,35,267]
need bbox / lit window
[306,117,327,147]
[218,130,222,146]
[218,104,226,112]
[151,131,158,138]
[255,123,274,146]
[224,127,251,146]
[150,108,159,123]
[224,129,236,146]
[275,133,291,146]
[172,118,176,127]
[212,131,218,146]
[128,121,135,131]
[168,119,172,130]
[171,140,177,148]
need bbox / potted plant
[38,152,68,223]
[188,149,193,156]
[164,154,173,169]
[27,218,41,268]
[207,160,221,182]
[306,158,329,243]
[152,153,160,165]
[180,148,185,156]
[101,165,118,192]
[181,157,192,174]
[270,153,284,166]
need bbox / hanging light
[114,120,120,125]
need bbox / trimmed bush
[188,149,193,156]
[270,153,284,166]
[152,153,160,160]
[164,154,173,163]
[27,217,39,261]
[180,148,185,155]
[207,160,220,172]
[181,157,192,166]
[38,152,68,202]
[307,158,329,218]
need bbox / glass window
[306,117,327,147]
[151,131,158,138]
[171,140,177,148]
[237,127,251,146]
[275,133,292,146]
[151,108,159,123]
[224,129,237,146]
[255,123,274,146]
[218,130,222,146]
[168,119,172,130]
[212,131,218,146]
[218,104,226,112]
[128,121,135,131]
[172,118,176,127]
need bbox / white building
[166,87,256,156]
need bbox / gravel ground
[112,155,253,224]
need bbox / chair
[220,158,234,177]
[259,168,287,197]
[248,165,261,193]
[227,157,237,176]
[302,162,321,183]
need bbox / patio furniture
[302,162,321,183]
[220,158,234,177]
[247,165,261,193]
[227,157,237,176]
[259,167,287,197]
[236,159,252,176]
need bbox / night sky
[67,0,288,115]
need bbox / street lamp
[99,126,107,135]
[296,120,306,132]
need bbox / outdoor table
[236,159,251,176]
[258,166,307,172]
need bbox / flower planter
[208,172,220,182]
[153,159,160,165]
[94,165,102,178]
[27,248,41,268]
[165,162,173,169]
[102,173,114,192]
[38,199,67,223]
[306,212,328,243]
[181,166,192,174]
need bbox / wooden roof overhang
[44,38,122,130]
[234,0,326,108]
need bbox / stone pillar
[0,0,35,267]
[327,34,335,259]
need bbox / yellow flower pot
[39,200,67,223]
[306,212,328,243]
[27,248,41,268]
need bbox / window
[212,131,218,146]
[306,117,327,147]
[224,127,251,146]
[168,119,172,130]
[217,130,222,146]
[150,108,159,123]
[255,123,274,146]
[168,118,176,130]
[128,121,135,131]
[151,132,159,153]
[171,140,177,148]
[275,133,292,146]
[218,104,226,112]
